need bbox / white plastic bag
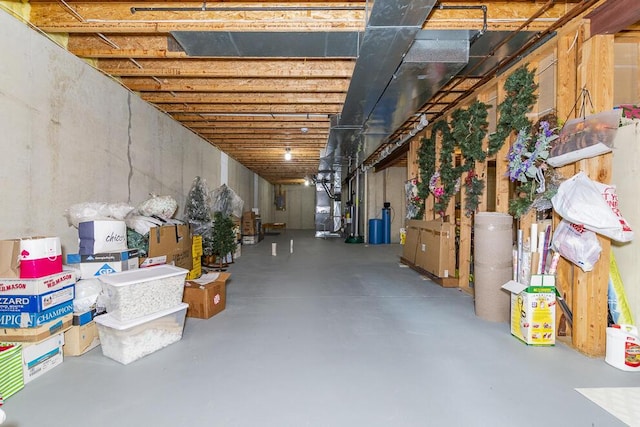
[551,171,633,242]
[137,194,178,219]
[124,215,165,236]
[552,220,601,272]
[66,202,135,228]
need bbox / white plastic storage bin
[94,302,188,365]
[98,265,188,321]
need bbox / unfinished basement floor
[4,230,638,427]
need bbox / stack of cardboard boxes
[65,220,137,358]
[241,211,263,245]
[401,220,456,278]
[0,237,76,398]
[0,219,234,397]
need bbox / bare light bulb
[284,149,292,161]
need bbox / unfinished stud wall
[403,16,640,356]
[0,11,264,252]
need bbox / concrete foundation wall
[273,185,316,229]
[0,12,267,253]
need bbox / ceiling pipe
[131,5,365,14]
[438,4,488,44]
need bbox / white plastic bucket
[605,324,640,372]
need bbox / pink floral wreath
[429,171,460,198]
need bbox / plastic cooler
[98,265,188,321]
[94,302,188,365]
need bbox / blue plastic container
[382,208,391,244]
[368,219,383,244]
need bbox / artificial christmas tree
[209,211,237,271]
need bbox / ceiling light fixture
[284,148,292,161]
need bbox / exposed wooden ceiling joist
[22,0,607,184]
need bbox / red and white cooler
[19,237,63,279]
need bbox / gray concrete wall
[0,11,269,254]
[273,184,315,229]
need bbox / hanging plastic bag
[551,220,601,272]
[551,171,633,242]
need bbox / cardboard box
[140,224,193,271]
[402,220,422,264]
[0,271,75,296]
[242,235,259,245]
[0,239,20,278]
[0,343,24,399]
[22,332,64,383]
[72,309,96,326]
[413,220,455,278]
[0,284,74,313]
[183,272,230,319]
[502,275,556,346]
[0,314,72,342]
[0,300,74,328]
[66,249,139,279]
[78,220,128,255]
[63,321,100,356]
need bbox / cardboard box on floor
[183,272,230,319]
[407,220,455,278]
[140,224,193,271]
[0,314,72,342]
[22,332,64,383]
[401,220,421,264]
[64,321,100,356]
[502,275,556,346]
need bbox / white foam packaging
[98,265,188,321]
[94,302,188,365]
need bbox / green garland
[464,170,485,218]
[416,64,536,219]
[487,65,538,156]
[508,179,537,219]
[431,121,454,216]
[415,134,435,219]
[416,121,449,218]
[452,100,489,171]
[451,100,489,216]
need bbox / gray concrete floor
[4,230,638,427]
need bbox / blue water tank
[368,219,383,244]
[382,208,391,244]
